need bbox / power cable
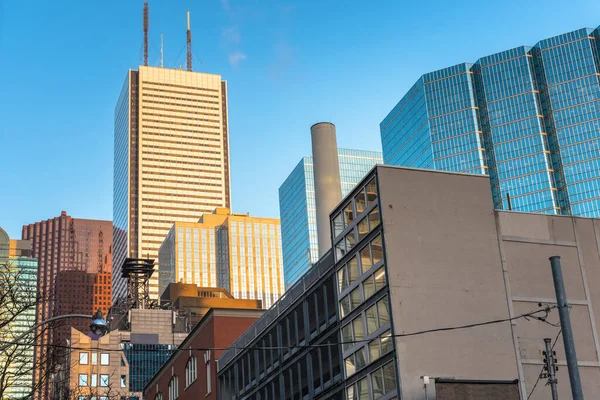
[2,306,556,354]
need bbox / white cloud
[228,51,247,67]
[222,26,241,44]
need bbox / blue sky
[1,0,599,238]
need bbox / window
[90,374,97,387]
[78,374,88,387]
[346,375,369,399]
[344,202,354,225]
[357,217,369,240]
[368,206,380,231]
[169,376,179,399]
[154,393,163,400]
[100,353,110,365]
[366,178,377,205]
[79,352,89,365]
[374,267,386,291]
[333,212,345,237]
[369,330,393,363]
[372,234,383,265]
[355,189,367,214]
[121,375,126,388]
[205,350,212,394]
[91,352,98,365]
[100,374,109,387]
[186,356,197,388]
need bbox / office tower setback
[21,212,112,400]
[0,227,38,399]
[279,148,382,288]
[159,208,284,309]
[114,66,231,302]
[381,27,600,218]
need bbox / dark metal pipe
[549,256,584,400]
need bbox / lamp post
[89,309,108,339]
[0,312,107,351]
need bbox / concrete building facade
[113,66,231,301]
[159,208,284,308]
[279,148,382,289]
[143,308,264,400]
[21,212,112,400]
[220,165,600,400]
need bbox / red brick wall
[144,313,259,400]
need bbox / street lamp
[0,312,103,351]
[89,309,108,339]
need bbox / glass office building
[279,149,382,288]
[0,227,38,399]
[381,27,600,217]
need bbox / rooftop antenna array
[143,2,149,66]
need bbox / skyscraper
[159,208,284,309]
[21,212,112,400]
[279,148,382,288]
[113,66,231,301]
[0,227,38,399]
[380,27,600,217]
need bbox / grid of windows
[279,149,382,289]
[381,26,600,218]
[330,171,399,399]
[218,254,344,399]
[122,343,176,392]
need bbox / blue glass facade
[381,27,600,217]
[122,343,176,393]
[279,149,382,288]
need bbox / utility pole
[549,256,584,400]
[541,337,559,400]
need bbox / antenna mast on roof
[160,33,164,68]
[186,10,192,71]
[143,2,149,66]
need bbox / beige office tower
[159,208,284,308]
[113,66,231,301]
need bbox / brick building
[21,211,112,399]
[144,307,263,400]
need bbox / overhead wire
[2,306,556,354]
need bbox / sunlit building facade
[0,227,38,399]
[381,27,600,217]
[279,149,382,288]
[113,66,231,301]
[159,208,284,308]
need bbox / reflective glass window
[348,256,359,284]
[372,235,383,264]
[368,206,380,230]
[358,217,369,241]
[355,189,367,214]
[366,179,378,205]
[350,287,361,310]
[360,245,372,273]
[344,202,354,225]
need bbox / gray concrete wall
[377,166,519,399]
[496,212,600,399]
[311,122,342,257]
